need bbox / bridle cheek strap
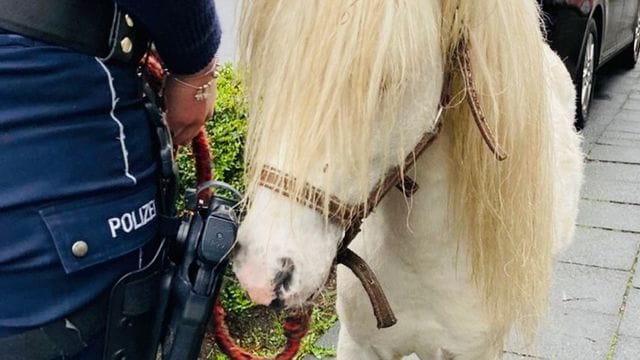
[338,247,398,328]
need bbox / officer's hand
[163,60,218,146]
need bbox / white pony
[233,1,583,359]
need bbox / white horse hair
[233,1,584,359]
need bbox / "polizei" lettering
[108,200,157,238]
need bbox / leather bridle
[257,38,507,329]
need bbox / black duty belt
[0,295,108,360]
[0,0,148,64]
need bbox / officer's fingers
[173,123,203,146]
[172,129,190,146]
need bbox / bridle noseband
[257,37,507,329]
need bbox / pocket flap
[39,186,158,274]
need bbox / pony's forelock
[238,0,441,207]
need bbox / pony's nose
[273,257,295,295]
[269,297,284,310]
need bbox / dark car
[541,0,640,126]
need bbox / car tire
[576,19,598,129]
[621,10,640,69]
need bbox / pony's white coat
[335,46,583,359]
[234,1,584,358]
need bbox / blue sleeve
[114,0,221,75]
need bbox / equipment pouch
[103,241,175,360]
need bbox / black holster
[103,241,175,360]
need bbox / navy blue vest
[0,31,159,336]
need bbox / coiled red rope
[144,52,312,360]
[212,301,312,360]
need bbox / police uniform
[0,0,221,358]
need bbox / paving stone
[597,77,636,96]
[302,323,339,360]
[607,120,640,134]
[315,322,339,348]
[587,105,616,121]
[506,307,618,360]
[614,79,640,93]
[598,124,640,147]
[626,70,640,79]
[552,262,628,315]
[620,289,640,338]
[615,110,640,122]
[581,178,640,204]
[614,335,640,360]
[601,130,640,142]
[623,100,640,111]
[593,85,629,102]
[591,113,623,127]
[635,272,640,289]
[629,90,640,100]
[588,144,640,164]
[583,128,609,147]
[583,141,598,155]
[584,161,640,183]
[577,199,640,233]
[502,353,546,360]
[597,136,640,148]
[559,227,640,270]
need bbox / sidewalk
[307,64,640,359]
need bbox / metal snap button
[71,241,89,258]
[120,37,133,54]
[124,14,134,27]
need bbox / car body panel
[541,0,639,77]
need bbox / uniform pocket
[39,186,159,274]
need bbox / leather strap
[259,166,364,229]
[0,0,148,64]
[337,249,397,328]
[457,37,508,161]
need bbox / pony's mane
[239,0,553,340]
[441,1,553,339]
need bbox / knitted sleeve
[114,0,221,75]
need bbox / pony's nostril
[269,297,284,310]
[273,257,295,293]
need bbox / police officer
[0,0,220,358]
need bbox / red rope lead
[144,52,312,360]
[191,132,213,202]
[212,300,312,360]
